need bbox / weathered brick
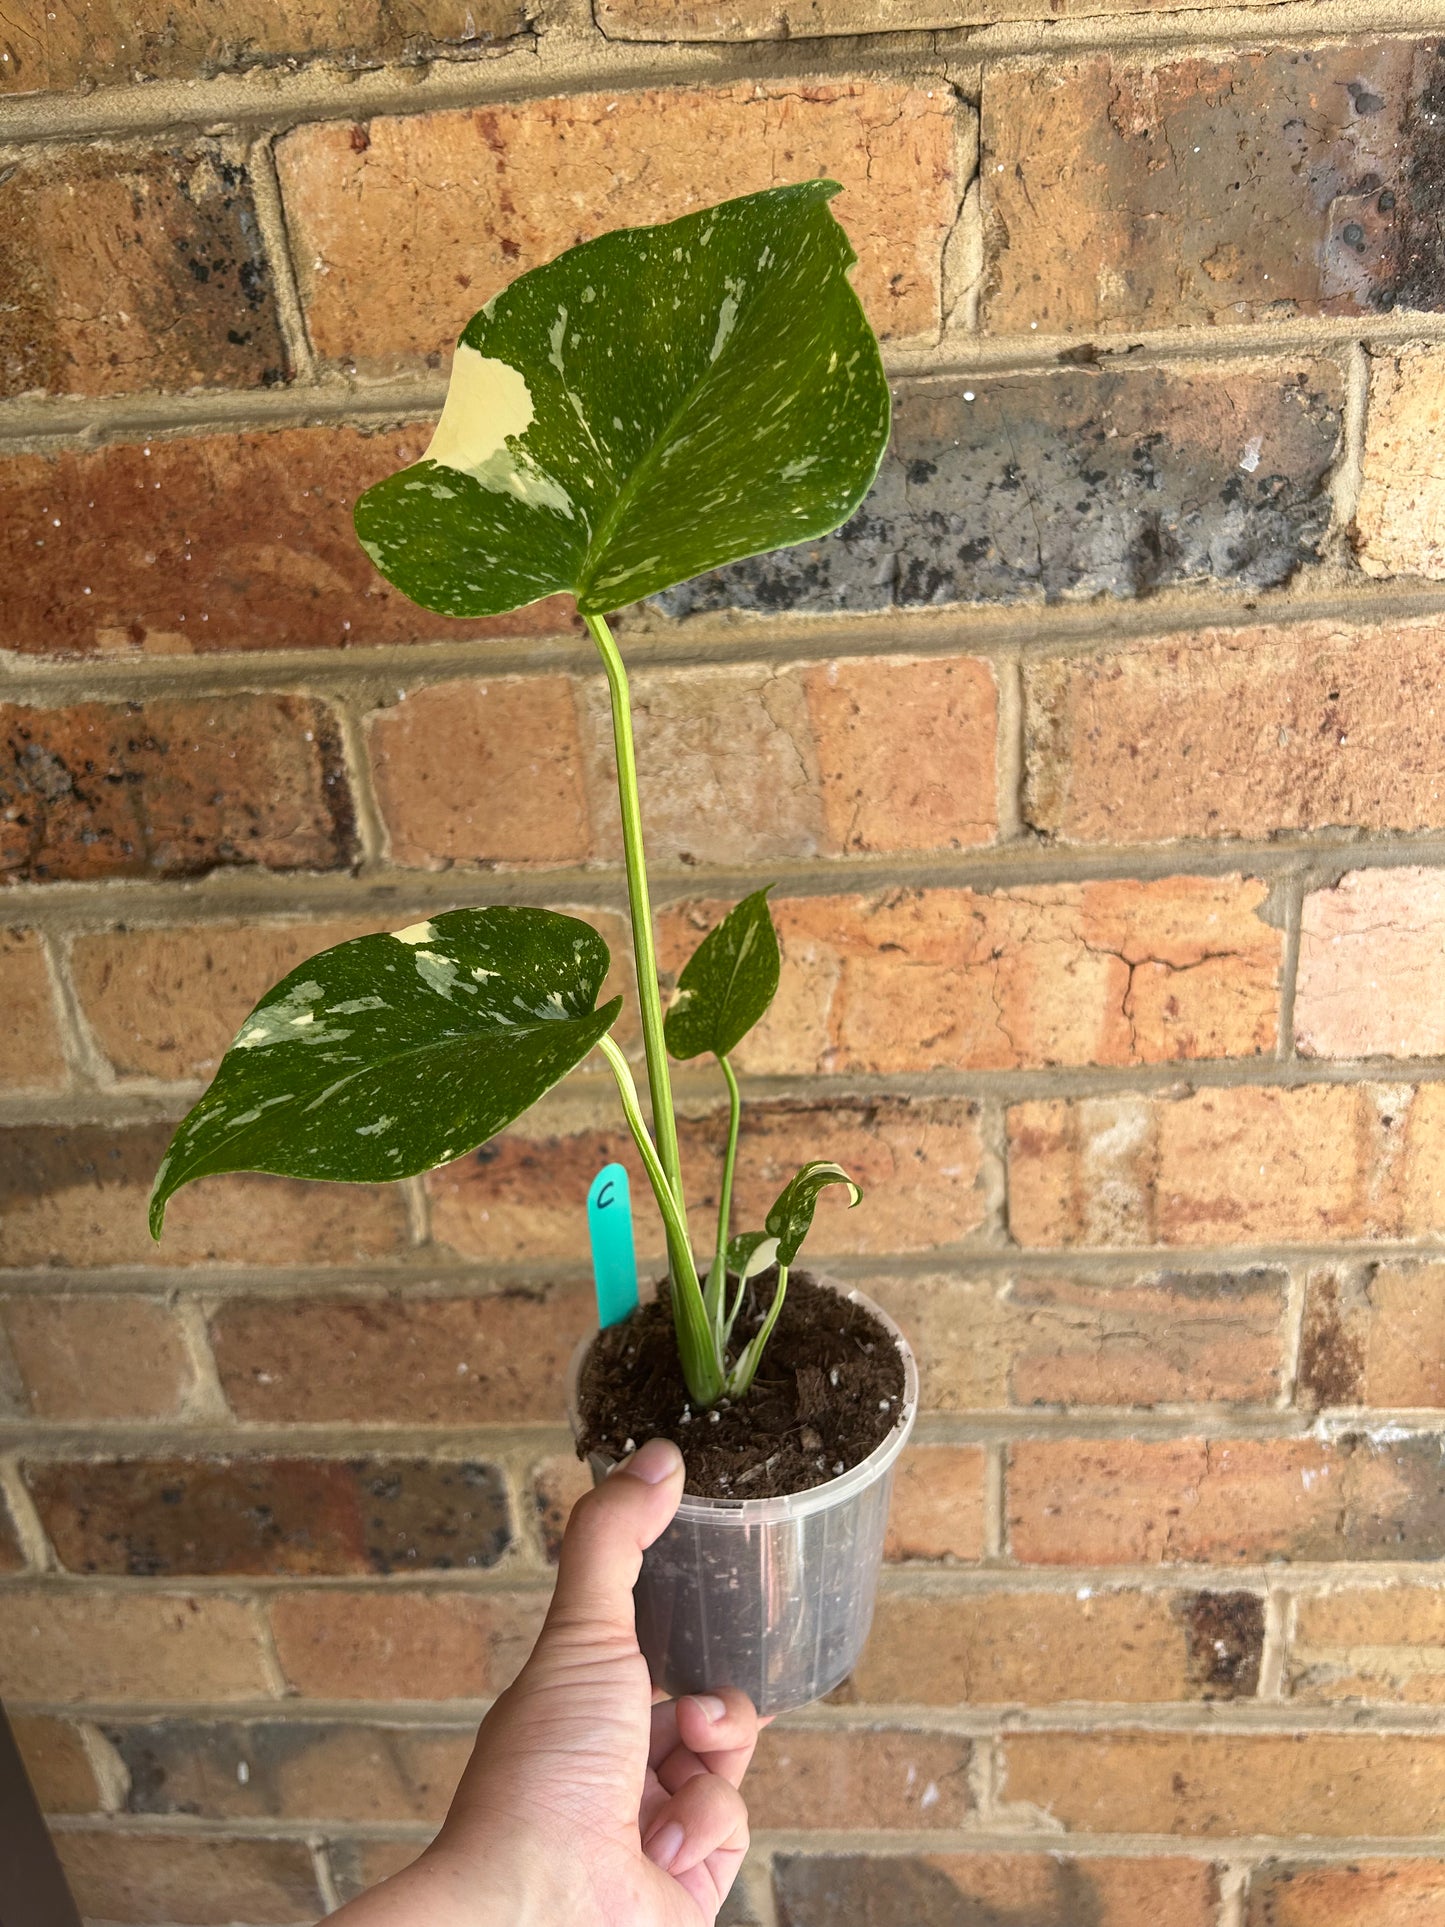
[1005,1083,1445,1249]
[12,1714,102,1812]
[0,1295,193,1420]
[370,676,593,869]
[211,1287,595,1425]
[1290,1584,1445,1704]
[0,1590,273,1703]
[663,364,1340,614]
[885,1445,986,1561]
[54,1832,322,1926]
[278,85,957,367]
[852,1587,1262,1705]
[26,1455,511,1577]
[1298,868,1445,1058]
[1299,1262,1445,1409]
[530,1452,592,1563]
[428,1097,989,1262]
[1,0,525,94]
[1248,1861,1445,1926]
[1358,348,1445,578]
[1027,616,1445,844]
[0,428,577,659]
[0,141,284,398]
[0,1123,409,1269]
[676,876,1278,1076]
[750,1728,971,1830]
[1008,1435,1445,1565]
[0,695,353,884]
[104,1718,471,1824]
[983,47,1433,336]
[269,1588,545,1698]
[329,1839,426,1902]
[0,1494,23,1570]
[0,930,65,1091]
[1001,1732,1445,1836]
[775,1853,1220,1927]
[602,0,1226,31]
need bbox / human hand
[330,1437,760,1926]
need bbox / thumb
[542,1436,685,1651]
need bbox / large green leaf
[354,182,890,619]
[664,887,780,1062]
[149,908,620,1238]
[764,1160,862,1268]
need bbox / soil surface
[575,1270,907,1500]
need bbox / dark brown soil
[574,1270,907,1500]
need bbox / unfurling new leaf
[764,1160,863,1268]
[148,908,620,1238]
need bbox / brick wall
[3,5,1445,1924]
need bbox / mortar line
[1331,339,1371,549]
[1279,1265,1309,1413]
[983,1441,1006,1560]
[1274,870,1305,1066]
[76,1723,132,1814]
[172,1297,234,1424]
[332,699,388,869]
[0,1455,53,1570]
[310,1835,344,1914]
[1216,1862,1250,1927]
[33,928,106,1092]
[736,1854,779,1927]
[992,650,1024,843]
[1255,1587,1291,1703]
[247,133,319,386]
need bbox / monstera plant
[150,181,891,1410]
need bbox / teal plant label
[588,1162,640,1329]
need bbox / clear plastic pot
[567,1286,917,1716]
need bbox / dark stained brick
[25,1457,510,1577]
[1176,1591,1266,1699]
[0,142,285,398]
[658,364,1341,615]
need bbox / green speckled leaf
[354,182,890,618]
[149,908,620,1238]
[765,1159,862,1268]
[664,887,780,1062]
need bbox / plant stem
[583,611,685,1221]
[708,1053,742,1324]
[596,1035,723,1406]
[727,1262,789,1398]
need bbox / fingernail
[617,1437,682,1485]
[643,1820,685,1871]
[688,1693,727,1724]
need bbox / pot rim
[566,1281,919,1526]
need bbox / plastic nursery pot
[567,1285,918,1717]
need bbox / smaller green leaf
[726,1231,780,1283]
[150,907,620,1238]
[764,1160,862,1268]
[664,887,780,1062]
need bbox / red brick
[277,84,959,368]
[530,1452,592,1563]
[269,1588,545,1698]
[854,1588,1262,1704]
[1,0,526,94]
[1290,1584,1445,1705]
[1001,1732,1445,1836]
[54,1833,322,1925]
[750,1728,971,1829]
[1007,1435,1445,1566]
[0,1590,273,1703]
[885,1445,986,1561]
[983,47,1422,337]
[1026,618,1445,844]
[211,1288,595,1424]
[0,1295,193,1420]
[1248,1861,1445,1926]
[70,916,378,1082]
[1299,1261,1445,1409]
[0,930,65,1092]
[0,141,284,398]
[1298,868,1445,1059]
[1005,1083,1445,1249]
[11,1715,101,1812]
[428,1097,989,1263]
[1357,348,1445,580]
[0,695,352,884]
[0,1123,409,1269]
[104,1718,471,1824]
[26,1455,510,1577]
[803,656,997,854]
[674,876,1278,1076]
[370,676,592,869]
[776,1853,1219,1927]
[0,429,578,659]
